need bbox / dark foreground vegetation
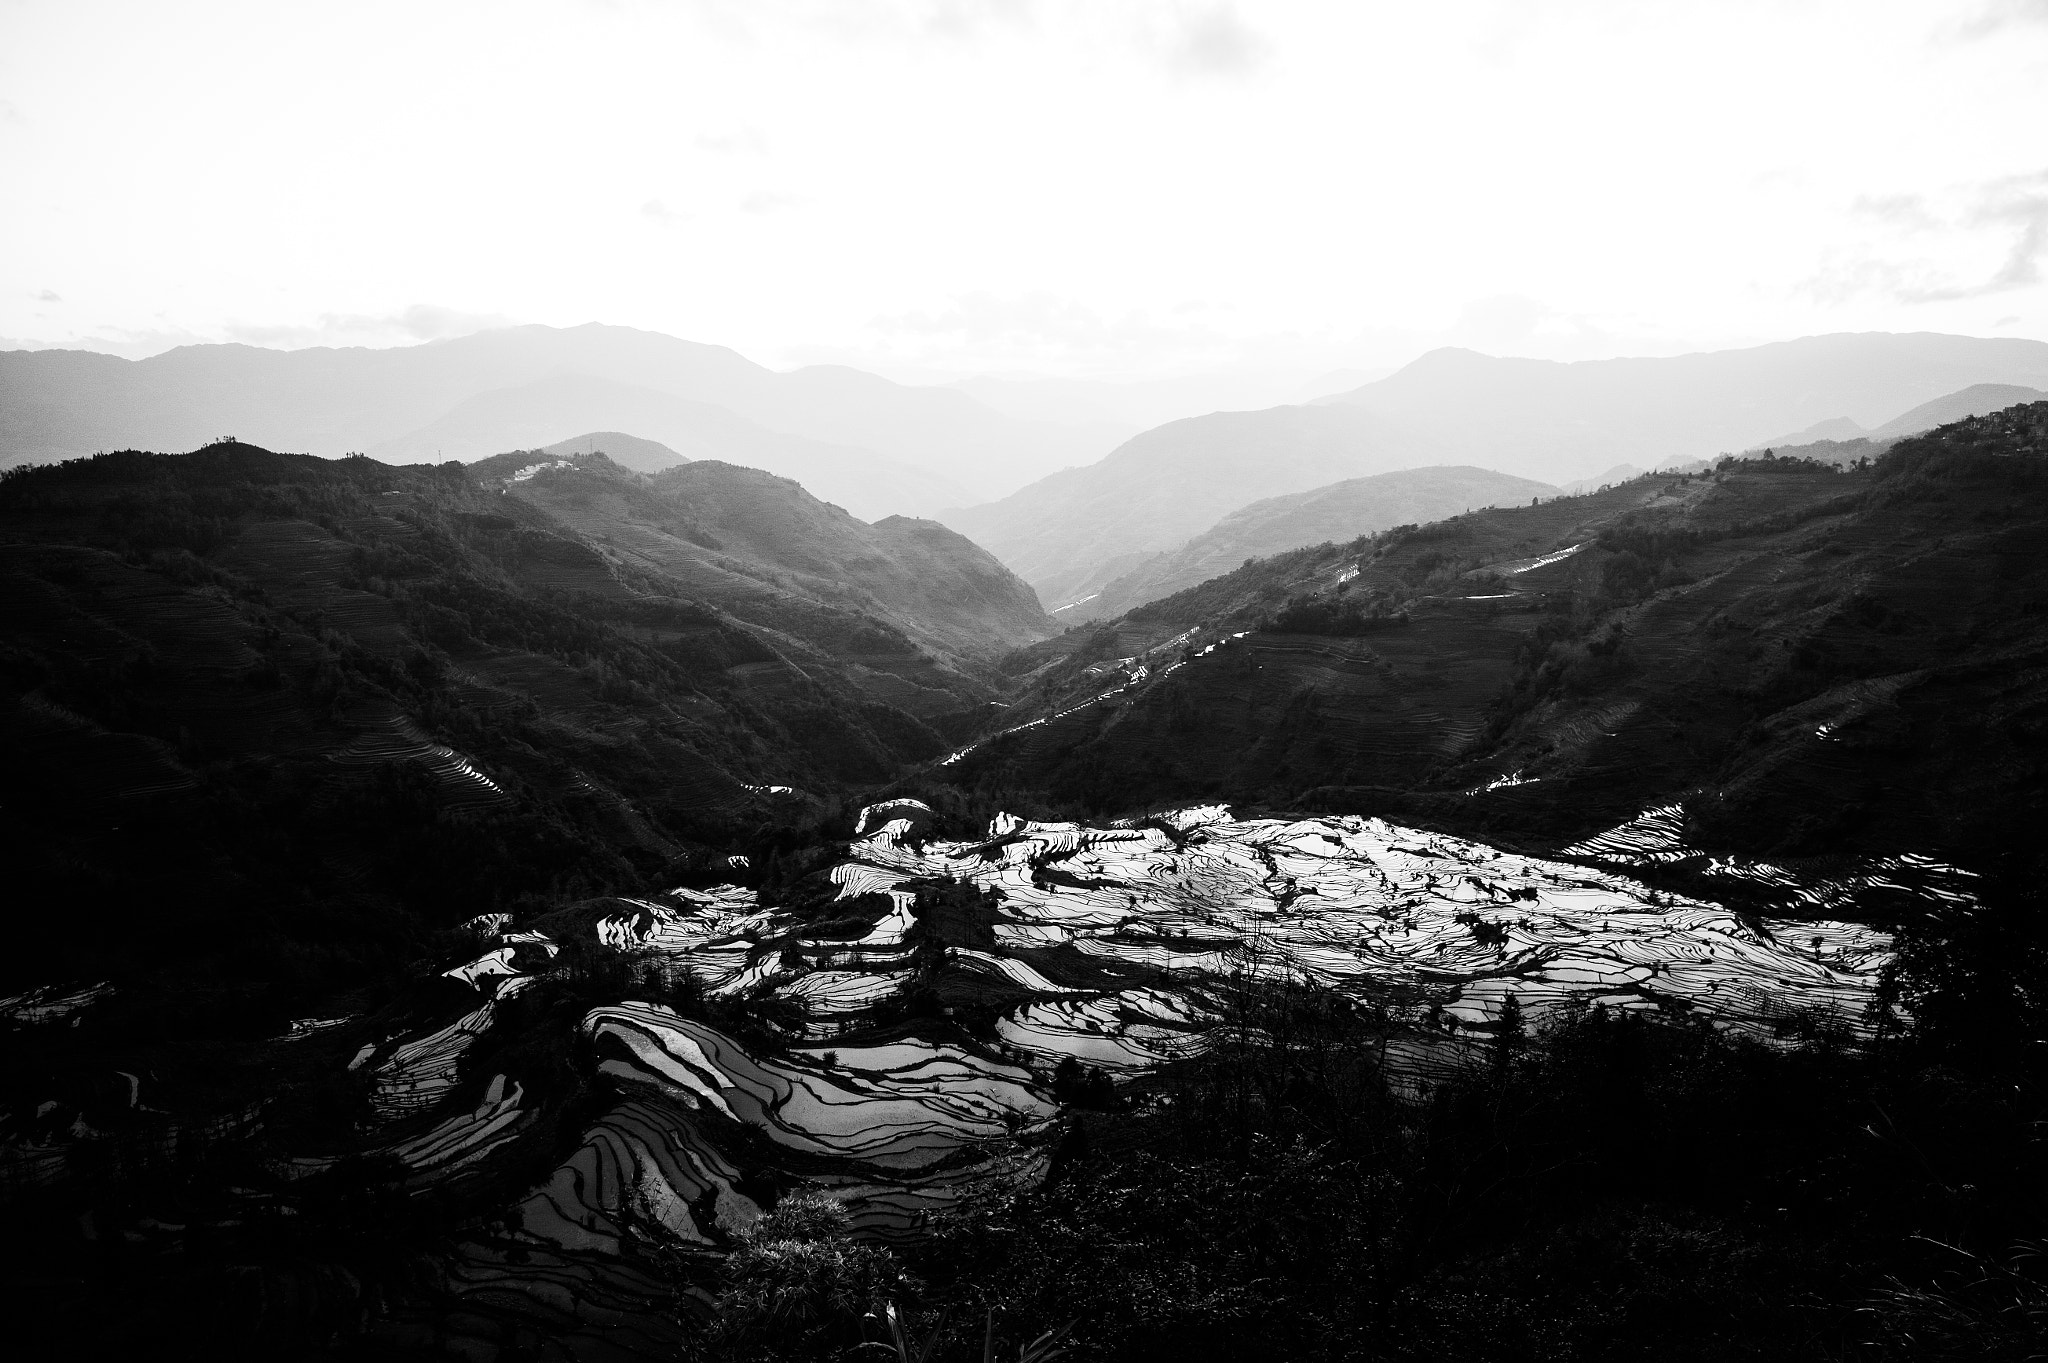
[679,871,2047,1363]
[6,877,2042,1362]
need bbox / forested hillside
[0,440,1048,1036]
[959,405,2048,874]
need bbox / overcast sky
[2,0,2045,380]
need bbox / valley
[14,1,2048,1353]
[1,397,2044,1363]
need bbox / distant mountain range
[393,373,971,519]
[1753,382,2048,450]
[14,326,2048,591]
[943,332,2048,600]
[945,367,1376,438]
[939,405,1440,606]
[1313,332,2048,479]
[0,324,1124,517]
[1062,465,1557,622]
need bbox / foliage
[1856,1240,2048,1361]
[899,977,2047,1362]
[1264,592,1410,635]
[705,1190,918,1363]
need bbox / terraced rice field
[328,796,1897,1302]
[161,790,1927,1358]
[331,714,512,810]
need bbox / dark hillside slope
[951,404,2048,872]
[0,442,988,1037]
[477,451,1055,682]
[937,404,1440,605]
[1069,464,1557,621]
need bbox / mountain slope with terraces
[953,403,2048,875]
[0,440,1053,1044]
[0,788,1937,1358]
[1064,464,1559,622]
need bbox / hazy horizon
[4,0,2046,384]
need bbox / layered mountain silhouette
[940,332,2048,602]
[1753,381,2048,450]
[397,373,966,519]
[946,368,1354,436]
[939,405,1440,606]
[1062,465,1557,622]
[1314,332,2048,480]
[0,323,1121,514]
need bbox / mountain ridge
[937,332,2048,604]
[953,402,2048,868]
[1064,464,1559,621]
[0,322,1121,509]
[937,404,1442,604]
[1316,331,2048,479]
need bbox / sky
[3,0,2046,381]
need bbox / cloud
[1902,170,2048,301]
[774,0,1031,46]
[35,290,62,303]
[1449,294,1554,348]
[695,127,769,155]
[1808,170,2048,305]
[922,0,1033,41]
[1972,171,2048,292]
[864,290,1253,371]
[1947,0,2048,39]
[391,304,517,340]
[42,322,219,360]
[1799,257,1916,309]
[1159,3,1270,79]
[223,305,515,349]
[741,190,804,214]
[642,198,690,226]
[6,307,516,360]
[1441,294,1696,360]
[877,291,1150,348]
[1852,193,1940,232]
